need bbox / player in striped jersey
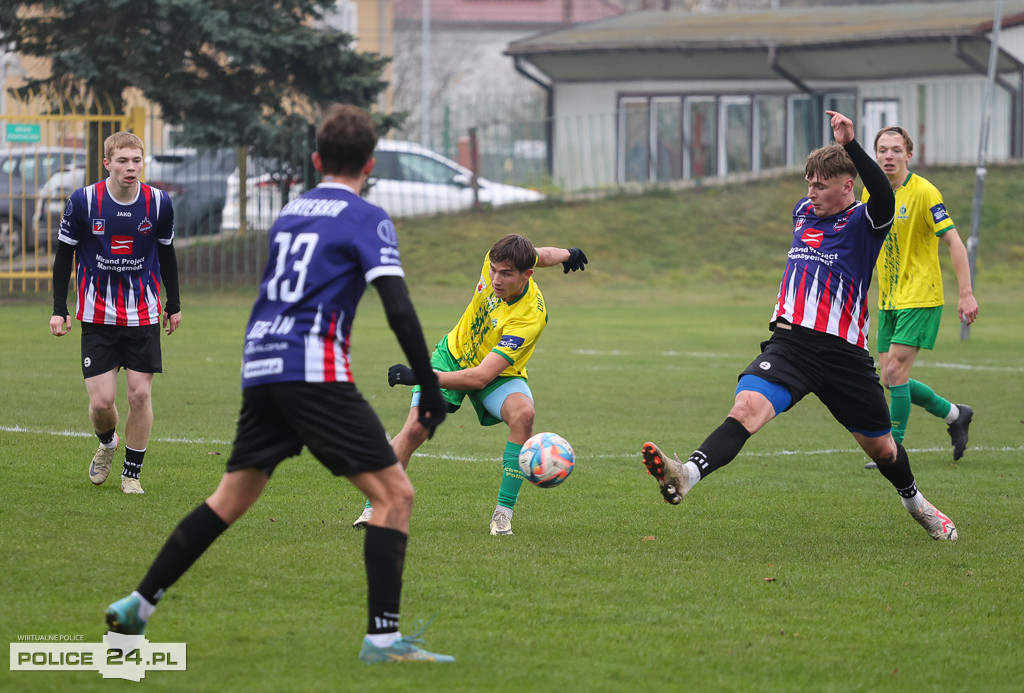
[50,131,181,495]
[105,104,454,662]
[641,111,959,542]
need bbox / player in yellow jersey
[353,234,588,535]
[862,126,979,466]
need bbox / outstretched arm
[536,246,588,273]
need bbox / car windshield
[374,150,459,185]
[2,151,85,183]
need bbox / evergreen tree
[1,0,400,151]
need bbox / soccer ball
[518,432,575,488]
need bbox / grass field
[3,172,1023,691]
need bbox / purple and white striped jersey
[770,197,886,350]
[240,183,404,388]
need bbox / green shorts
[876,306,942,353]
[412,335,531,427]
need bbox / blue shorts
[412,377,533,427]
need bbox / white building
[507,1,1024,191]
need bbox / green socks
[888,382,911,445]
[496,441,525,510]
[908,378,954,419]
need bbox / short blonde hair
[104,132,145,160]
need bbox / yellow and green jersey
[445,253,547,379]
[862,172,955,310]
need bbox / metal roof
[507,1,1024,82]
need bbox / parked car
[32,148,236,251]
[1,146,86,257]
[220,139,545,232]
[220,159,304,233]
[365,139,545,217]
[143,148,237,237]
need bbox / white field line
[4,425,1022,461]
[572,349,1024,372]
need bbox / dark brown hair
[316,104,378,177]
[489,234,537,272]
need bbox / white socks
[365,632,400,647]
[945,404,960,424]
[901,493,925,512]
[132,591,156,621]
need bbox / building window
[653,98,683,182]
[619,98,650,183]
[756,96,786,170]
[685,98,717,179]
[721,97,752,175]
[617,90,853,184]
[788,95,816,166]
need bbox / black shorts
[226,381,398,477]
[739,323,891,436]
[81,322,162,378]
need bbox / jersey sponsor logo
[138,219,153,236]
[800,227,823,248]
[92,219,105,234]
[498,334,525,350]
[111,236,134,254]
[379,246,401,265]
[243,358,284,378]
[376,219,398,246]
[931,203,949,223]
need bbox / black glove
[562,247,588,274]
[388,364,417,387]
[416,385,447,439]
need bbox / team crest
[92,219,105,234]
[138,218,153,236]
[832,210,852,233]
[476,275,487,294]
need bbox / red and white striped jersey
[58,180,175,326]
[770,198,886,350]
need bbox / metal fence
[4,95,1020,293]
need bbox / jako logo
[111,236,134,254]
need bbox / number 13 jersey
[241,182,404,388]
